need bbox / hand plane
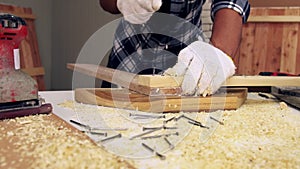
[0,14,52,119]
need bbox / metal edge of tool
[0,103,52,120]
[271,86,300,110]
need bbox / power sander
[0,13,52,119]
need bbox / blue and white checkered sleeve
[211,0,251,23]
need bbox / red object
[259,72,300,76]
[0,14,27,69]
[0,14,38,103]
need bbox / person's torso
[108,0,207,74]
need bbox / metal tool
[271,86,300,110]
[0,14,52,119]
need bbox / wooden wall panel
[265,9,285,72]
[236,7,300,75]
[0,4,45,90]
[249,0,300,7]
[236,23,255,74]
[252,9,268,74]
[280,8,299,73]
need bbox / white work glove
[164,41,236,96]
[117,0,162,24]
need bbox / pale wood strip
[67,63,181,96]
[74,88,248,113]
[68,64,300,88]
[224,76,300,87]
[248,16,300,23]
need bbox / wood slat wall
[235,7,300,75]
[0,4,46,90]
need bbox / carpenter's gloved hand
[117,0,162,24]
[164,41,236,96]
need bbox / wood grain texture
[248,16,300,22]
[74,88,248,113]
[67,63,181,96]
[280,8,299,74]
[0,113,133,168]
[265,9,285,73]
[235,22,255,74]
[68,64,300,89]
[21,67,45,77]
[224,76,300,87]
[0,3,45,90]
[237,7,300,75]
[252,9,268,74]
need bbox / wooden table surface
[1,91,300,169]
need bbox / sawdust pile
[0,114,134,169]
[59,94,300,169]
[1,93,300,169]
[134,98,300,169]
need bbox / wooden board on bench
[74,88,248,113]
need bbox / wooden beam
[224,76,300,87]
[67,63,181,96]
[74,88,248,113]
[248,16,300,23]
[21,67,45,77]
[68,63,300,93]
[139,75,300,87]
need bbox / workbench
[1,90,300,168]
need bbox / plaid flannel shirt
[105,0,250,75]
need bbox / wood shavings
[133,97,300,169]
[6,131,14,136]
[0,114,134,169]
[279,102,288,110]
[4,93,300,169]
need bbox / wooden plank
[139,75,300,87]
[248,16,300,23]
[265,8,285,72]
[224,76,300,87]
[249,0,300,7]
[21,67,45,77]
[68,64,300,89]
[0,113,133,168]
[74,88,248,113]
[280,8,299,74]
[237,7,300,76]
[297,16,300,75]
[67,63,181,96]
[235,23,255,75]
[252,9,268,74]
